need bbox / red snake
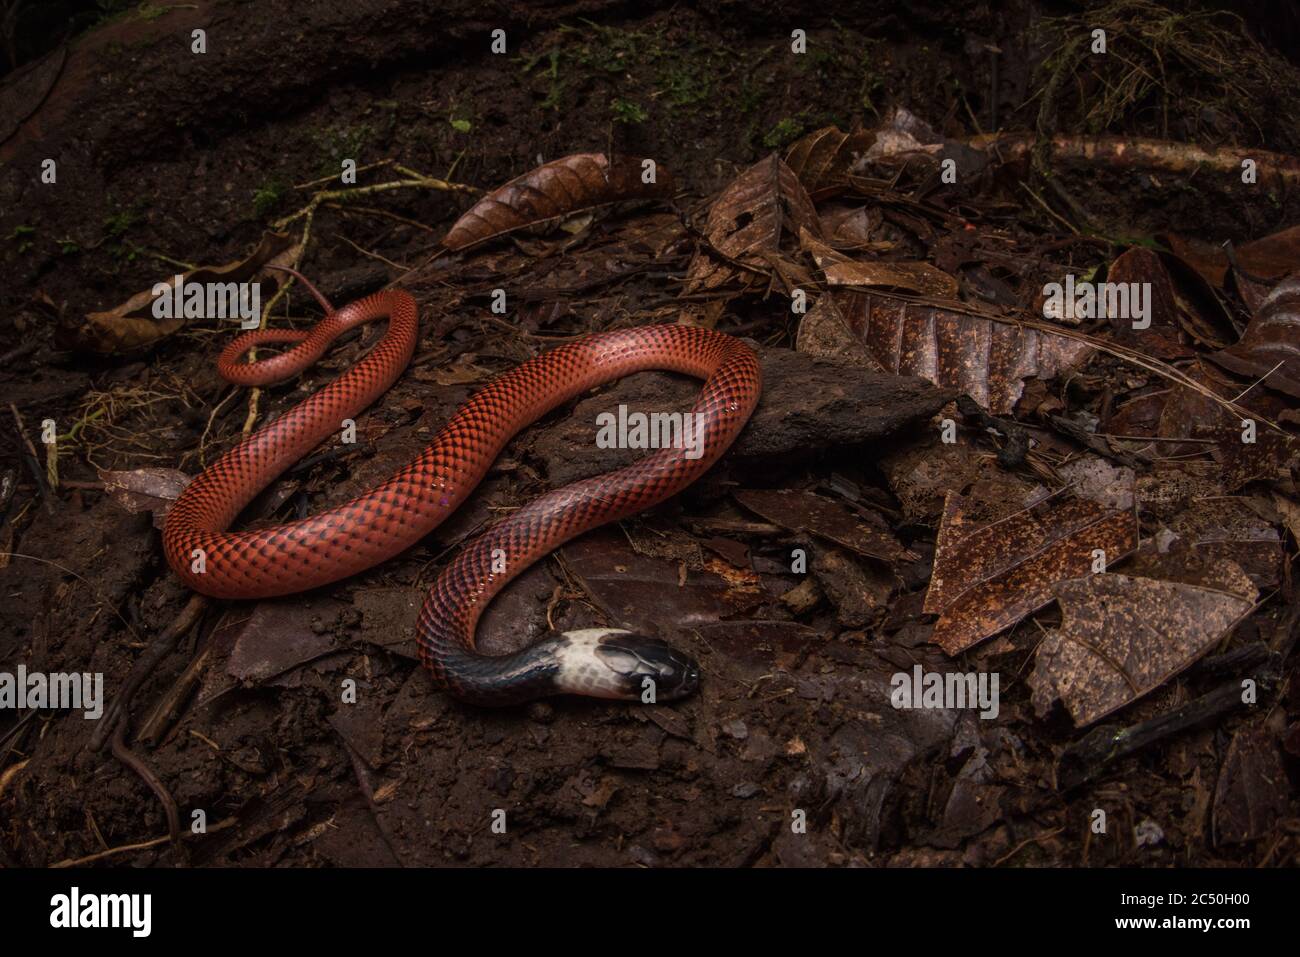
[162,269,761,704]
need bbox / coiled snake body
[162,276,761,705]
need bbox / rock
[530,347,952,485]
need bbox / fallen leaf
[442,153,674,252]
[1103,247,1193,358]
[813,545,893,626]
[1167,497,1283,587]
[784,125,875,198]
[685,153,821,293]
[733,488,916,563]
[1212,728,1289,845]
[1212,272,1300,398]
[98,467,192,527]
[1028,574,1253,726]
[77,232,298,353]
[1123,547,1258,603]
[1236,225,1300,279]
[925,492,1139,655]
[801,229,959,297]
[800,290,1092,413]
[1209,423,1300,491]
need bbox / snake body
[162,284,761,704]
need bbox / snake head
[552,628,700,702]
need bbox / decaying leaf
[99,467,193,527]
[801,229,959,297]
[1212,272,1300,398]
[442,153,674,252]
[925,492,1139,655]
[795,294,885,370]
[1209,423,1300,491]
[1166,497,1283,587]
[685,153,821,293]
[798,290,1092,413]
[784,125,874,199]
[734,488,916,563]
[1028,574,1254,727]
[77,232,299,353]
[1165,224,1300,288]
[813,545,894,626]
[1103,247,1192,358]
[1123,547,1259,602]
[1212,728,1290,845]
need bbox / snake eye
[594,634,700,701]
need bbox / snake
[161,267,762,705]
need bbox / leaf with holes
[685,153,822,293]
[925,492,1139,655]
[442,153,674,252]
[1028,574,1255,727]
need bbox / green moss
[9,224,35,255]
[103,209,135,237]
[762,116,805,149]
[611,98,648,124]
[252,178,286,218]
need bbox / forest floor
[0,0,1298,867]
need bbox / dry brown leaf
[795,294,885,370]
[733,488,917,564]
[442,153,674,252]
[1209,423,1300,491]
[801,229,958,297]
[1212,272,1300,398]
[784,125,875,199]
[1103,247,1193,358]
[1212,728,1289,845]
[685,153,821,293]
[1029,574,1254,727]
[925,493,1139,655]
[78,232,299,353]
[1123,547,1259,602]
[99,467,193,527]
[798,290,1091,413]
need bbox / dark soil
[1,0,1298,868]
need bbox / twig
[8,403,54,514]
[110,722,181,853]
[50,817,237,868]
[89,593,208,751]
